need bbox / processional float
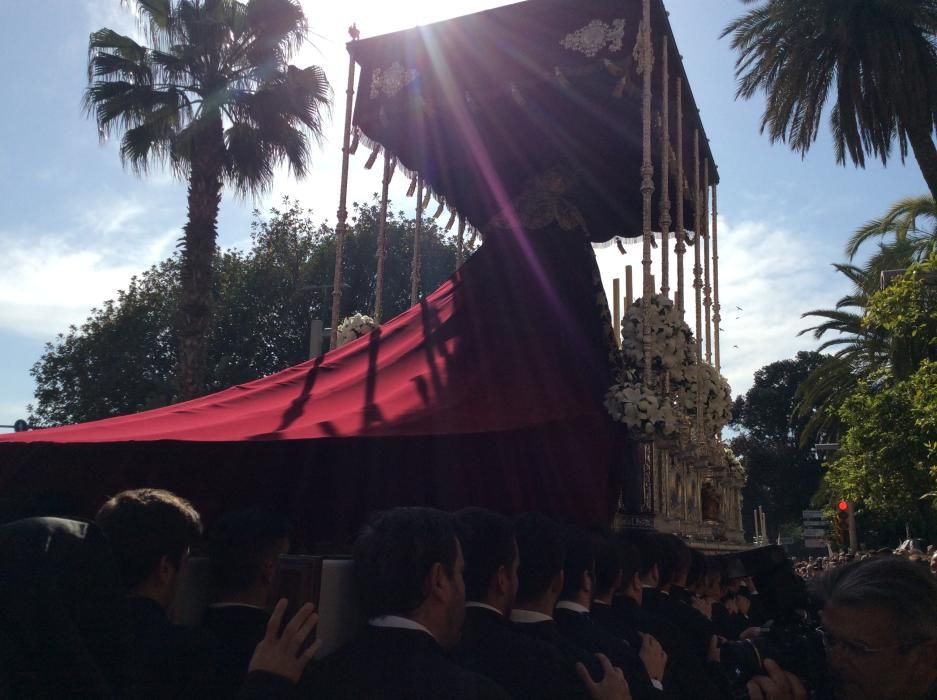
[332,0,745,544]
[0,0,745,547]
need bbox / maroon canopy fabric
[349,0,717,243]
[0,227,629,543]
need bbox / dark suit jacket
[307,625,510,700]
[125,596,220,699]
[203,605,270,698]
[455,606,587,700]
[554,607,661,700]
[612,595,726,700]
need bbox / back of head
[354,507,458,619]
[593,531,623,598]
[657,534,691,587]
[560,526,595,600]
[686,548,707,590]
[812,557,937,645]
[0,517,129,698]
[95,488,202,593]
[618,529,660,581]
[208,508,290,598]
[455,508,516,603]
[514,512,565,605]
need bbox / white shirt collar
[465,602,504,616]
[509,608,554,624]
[368,615,436,641]
[592,599,611,607]
[556,601,590,614]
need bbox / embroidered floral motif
[370,62,418,99]
[560,19,626,58]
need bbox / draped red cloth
[0,228,628,544]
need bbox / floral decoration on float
[336,313,379,348]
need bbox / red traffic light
[838,500,849,511]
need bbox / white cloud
[597,216,851,398]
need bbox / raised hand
[248,598,321,684]
[575,653,632,700]
[638,632,667,682]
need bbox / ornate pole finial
[330,47,358,348]
[703,160,712,366]
[373,150,392,323]
[638,0,655,385]
[659,35,672,300]
[712,182,722,372]
[410,177,424,307]
[675,78,686,315]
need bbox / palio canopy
[350,0,718,243]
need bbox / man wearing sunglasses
[813,557,937,700]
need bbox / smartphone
[272,555,324,648]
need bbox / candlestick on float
[613,278,621,346]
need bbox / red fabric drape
[0,227,626,540]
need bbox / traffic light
[836,500,856,553]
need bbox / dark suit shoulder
[311,626,509,700]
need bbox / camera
[721,618,826,692]
[717,546,827,696]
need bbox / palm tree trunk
[906,120,937,204]
[175,115,225,401]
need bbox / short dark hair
[618,529,659,578]
[514,513,565,604]
[354,507,459,619]
[812,557,937,645]
[95,489,202,592]
[208,509,290,595]
[455,508,516,602]
[593,531,623,598]
[561,527,596,600]
[686,548,707,588]
[657,534,691,586]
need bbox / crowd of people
[795,543,937,579]
[1,488,936,699]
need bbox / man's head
[814,557,937,700]
[593,532,623,603]
[95,488,202,609]
[514,513,565,611]
[618,529,660,593]
[657,534,692,589]
[559,526,595,606]
[208,509,290,607]
[930,551,937,578]
[354,507,464,648]
[455,508,518,614]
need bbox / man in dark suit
[95,488,216,699]
[454,508,592,699]
[307,507,511,699]
[202,509,291,697]
[555,528,667,700]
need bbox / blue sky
[0,0,928,429]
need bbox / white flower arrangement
[620,294,696,382]
[683,362,733,433]
[604,380,678,438]
[336,313,379,348]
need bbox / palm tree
[723,0,937,202]
[794,265,888,445]
[847,195,937,266]
[84,0,331,400]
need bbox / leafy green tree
[723,0,937,201]
[847,195,937,266]
[824,362,937,543]
[729,351,826,539]
[84,0,331,400]
[29,199,460,426]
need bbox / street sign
[802,510,824,519]
[802,519,827,526]
[778,537,794,545]
[805,538,827,548]
[803,528,826,537]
